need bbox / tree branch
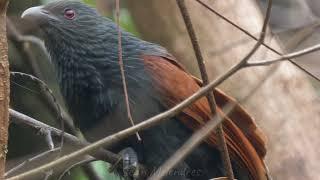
[176,0,233,178]
[115,0,141,141]
[0,0,10,178]
[246,43,320,67]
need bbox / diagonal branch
[176,0,233,178]
[246,43,320,67]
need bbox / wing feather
[143,55,267,180]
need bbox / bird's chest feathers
[58,62,102,100]
[54,57,110,122]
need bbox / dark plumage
[22,1,267,180]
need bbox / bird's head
[21,0,121,60]
[21,0,105,33]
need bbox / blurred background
[6,0,320,179]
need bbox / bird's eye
[64,9,75,20]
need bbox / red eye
[64,9,75,20]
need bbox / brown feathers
[143,55,267,180]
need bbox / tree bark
[126,0,320,179]
[0,0,10,178]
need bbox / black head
[21,1,115,48]
[21,1,103,30]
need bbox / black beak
[21,6,57,24]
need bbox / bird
[21,1,268,180]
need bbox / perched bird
[22,1,267,179]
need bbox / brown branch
[246,43,320,67]
[176,0,233,178]
[0,0,10,178]
[115,0,141,141]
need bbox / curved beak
[21,6,57,24]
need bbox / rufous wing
[142,54,267,180]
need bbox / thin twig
[115,0,141,141]
[195,0,320,82]
[246,43,320,67]
[176,0,233,178]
